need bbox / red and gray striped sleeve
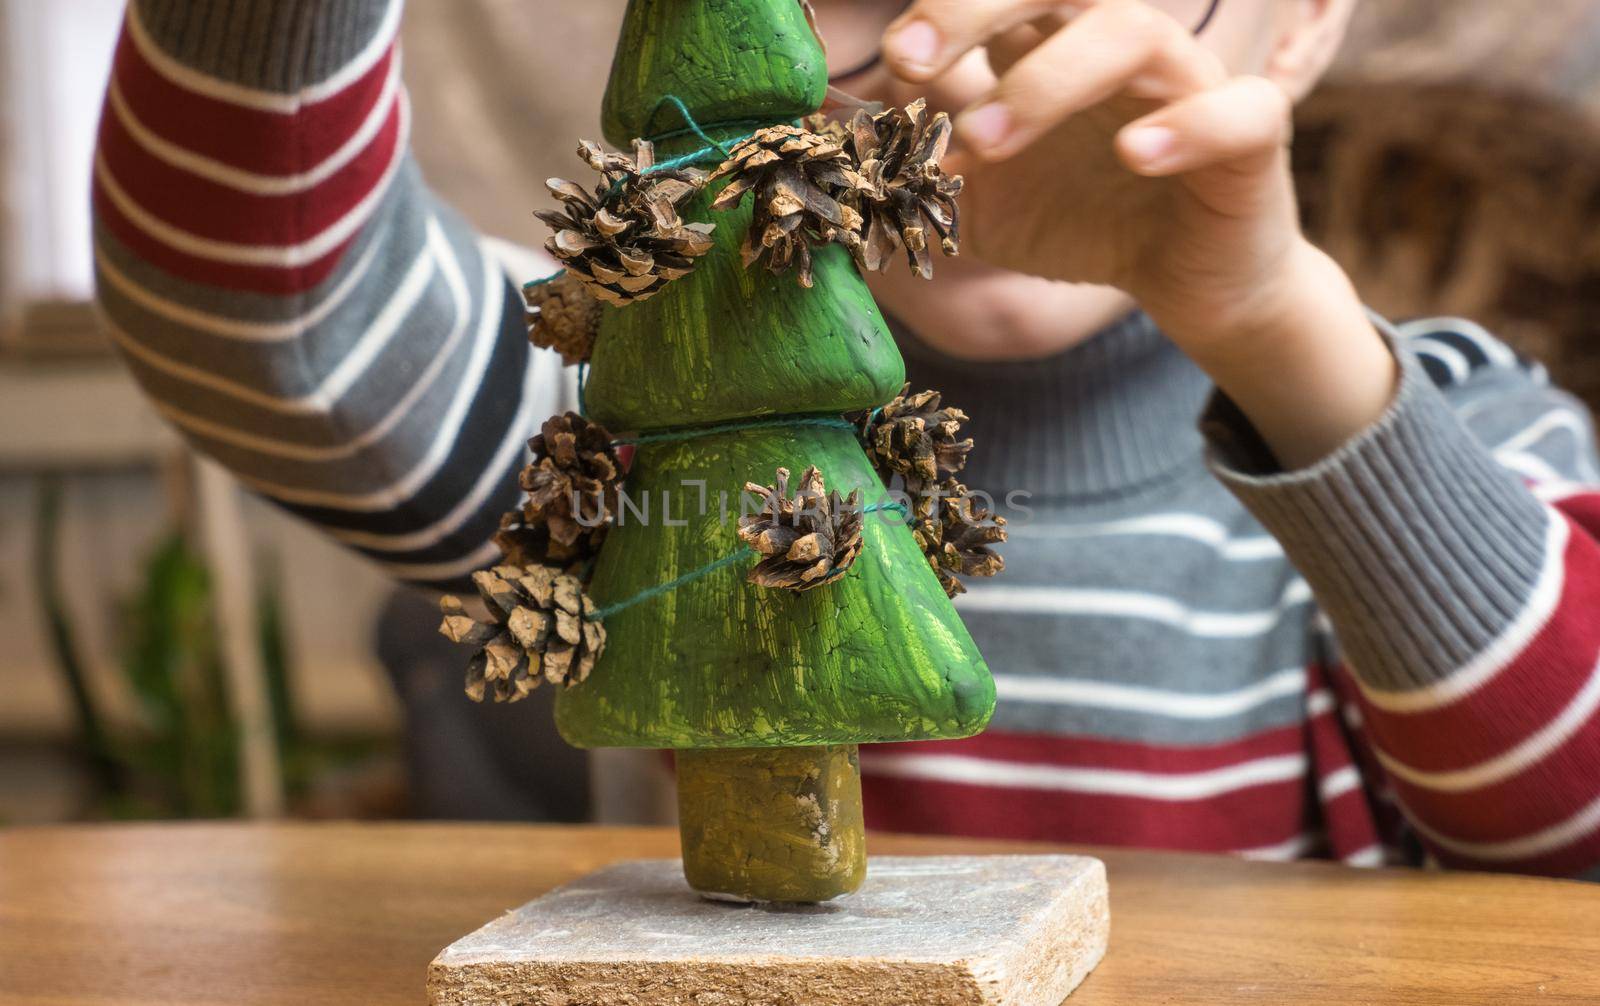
[91,0,570,589]
[1205,317,1600,877]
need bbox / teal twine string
[588,547,756,622]
[871,501,911,520]
[612,414,856,448]
[645,94,736,158]
[522,271,565,292]
[585,501,910,622]
[603,96,762,198]
[576,360,590,418]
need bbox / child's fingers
[983,22,1048,79]
[885,0,1082,82]
[1114,76,1292,177]
[954,0,1227,162]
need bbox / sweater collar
[890,310,1214,502]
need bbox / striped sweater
[93,0,1600,877]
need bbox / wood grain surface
[2,824,1598,1005]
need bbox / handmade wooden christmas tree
[429,5,1111,1000]
[443,0,1001,905]
[562,0,993,904]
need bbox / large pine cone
[844,99,962,278]
[738,466,865,591]
[525,272,602,365]
[913,480,1007,598]
[856,384,973,493]
[438,564,606,702]
[535,140,715,306]
[709,125,871,288]
[518,413,621,563]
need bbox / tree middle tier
[555,424,996,749]
[583,177,906,431]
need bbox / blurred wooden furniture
[0,360,285,818]
[3,823,1598,1005]
[1299,0,1600,412]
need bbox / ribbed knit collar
[891,310,1215,502]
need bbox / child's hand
[884,0,1397,468]
[885,0,1297,343]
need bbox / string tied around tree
[444,90,996,705]
[524,94,965,364]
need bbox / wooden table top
[2,823,1597,1005]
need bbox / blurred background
[1,0,1596,826]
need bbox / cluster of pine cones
[525,100,962,362]
[856,385,1006,598]
[734,384,1007,599]
[448,91,1000,699]
[710,98,962,287]
[437,412,622,702]
[437,386,1005,699]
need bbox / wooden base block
[428,855,1109,1006]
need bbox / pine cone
[856,384,973,493]
[912,480,1007,598]
[738,466,865,591]
[518,413,621,562]
[494,510,603,573]
[525,272,602,365]
[844,99,962,278]
[438,564,606,702]
[709,125,872,288]
[909,501,951,595]
[536,139,715,306]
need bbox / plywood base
[428,855,1109,1006]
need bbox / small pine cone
[919,480,1006,597]
[494,510,603,573]
[519,413,621,560]
[737,466,865,591]
[709,125,872,288]
[535,139,715,306]
[439,564,606,701]
[525,272,603,365]
[843,98,962,278]
[856,383,973,493]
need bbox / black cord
[1194,0,1224,35]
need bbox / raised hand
[879,0,1395,467]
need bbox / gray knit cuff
[1201,342,1553,693]
[132,0,394,94]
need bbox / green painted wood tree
[554,0,996,903]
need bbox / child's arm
[92,0,569,590]
[1204,319,1600,877]
[881,0,1600,875]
